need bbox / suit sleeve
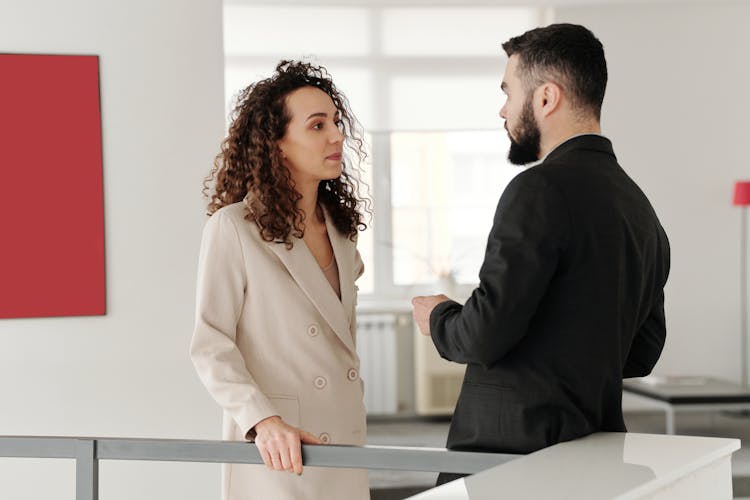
[624,223,669,378]
[429,171,569,367]
[622,292,666,378]
[189,210,278,439]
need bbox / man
[411,23,670,485]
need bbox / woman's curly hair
[203,60,370,247]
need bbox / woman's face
[277,86,344,188]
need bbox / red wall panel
[0,54,105,318]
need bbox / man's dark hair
[502,23,607,120]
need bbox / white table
[623,376,750,434]
[407,432,740,500]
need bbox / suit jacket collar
[262,204,356,354]
[542,134,616,165]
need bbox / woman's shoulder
[212,200,250,221]
[204,200,259,238]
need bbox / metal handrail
[0,435,519,500]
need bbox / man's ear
[537,82,562,118]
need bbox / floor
[366,410,750,499]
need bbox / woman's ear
[275,137,287,159]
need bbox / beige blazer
[190,200,369,500]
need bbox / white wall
[0,1,226,499]
[2,2,748,496]
[554,1,750,383]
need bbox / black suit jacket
[431,135,670,458]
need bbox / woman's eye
[312,123,323,130]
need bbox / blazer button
[319,432,331,444]
[314,376,327,389]
[347,368,358,381]
[307,324,319,337]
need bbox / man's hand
[411,294,450,336]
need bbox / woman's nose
[330,127,344,143]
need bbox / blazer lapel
[266,221,355,354]
[325,211,354,325]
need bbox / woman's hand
[252,416,322,475]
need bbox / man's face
[500,55,541,165]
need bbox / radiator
[356,313,398,414]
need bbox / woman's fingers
[271,451,285,471]
[279,443,296,473]
[256,436,286,471]
[300,430,322,444]
[289,439,304,475]
[256,442,274,470]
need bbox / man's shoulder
[496,167,571,222]
[503,164,560,195]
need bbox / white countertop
[407,432,740,500]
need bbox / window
[223,2,541,299]
[389,130,520,286]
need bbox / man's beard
[507,98,541,166]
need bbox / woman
[191,60,370,500]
